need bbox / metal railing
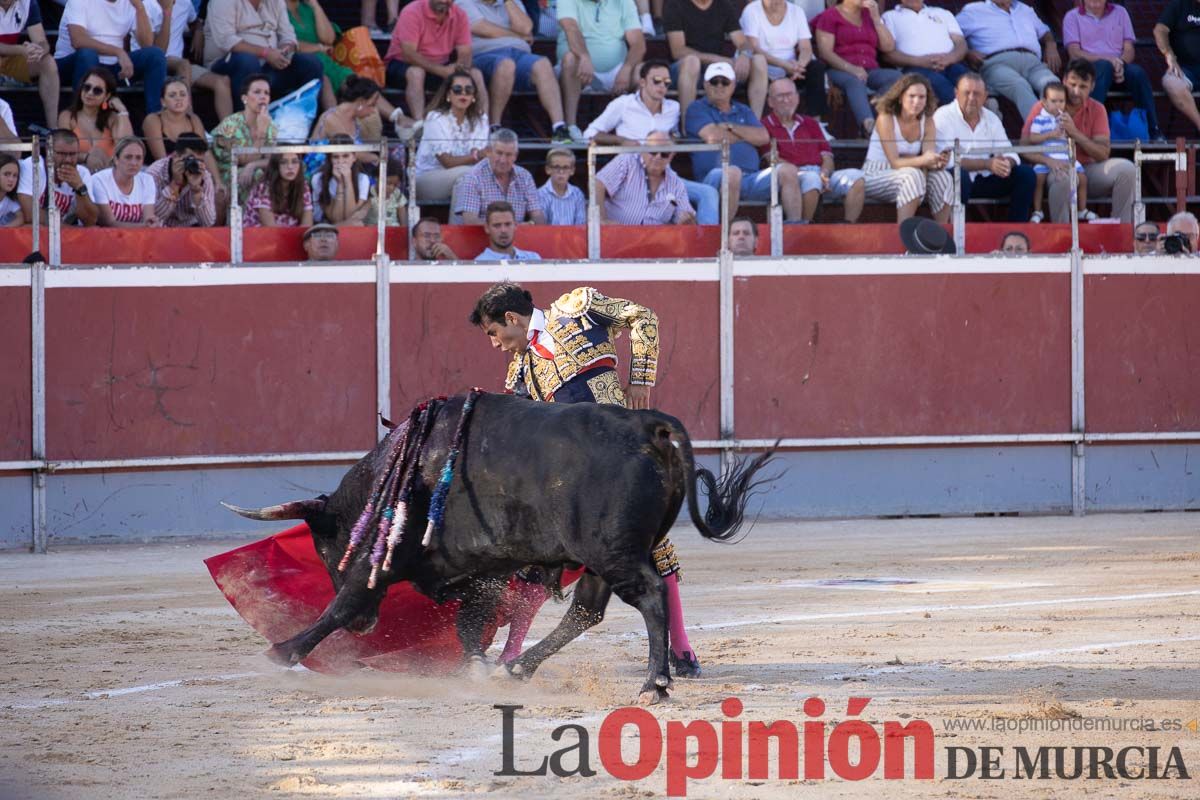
[1132,140,1192,225]
[1,138,43,261]
[951,140,1076,253]
[230,141,390,265]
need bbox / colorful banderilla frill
[336,390,485,590]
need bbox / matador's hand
[625,384,651,410]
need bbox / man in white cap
[302,223,340,262]
[683,61,804,222]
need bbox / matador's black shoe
[671,650,702,678]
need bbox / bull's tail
[651,417,778,542]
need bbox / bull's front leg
[266,582,384,667]
[502,573,612,681]
[455,576,508,677]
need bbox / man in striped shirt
[594,130,696,225]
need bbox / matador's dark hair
[469,281,534,326]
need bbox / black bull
[225,393,775,703]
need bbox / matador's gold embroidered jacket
[504,287,660,403]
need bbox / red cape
[205,524,581,674]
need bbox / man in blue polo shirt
[683,61,803,221]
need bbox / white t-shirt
[882,5,961,58]
[90,168,157,222]
[0,195,20,225]
[55,0,139,63]
[138,0,197,58]
[310,171,372,222]
[0,98,15,138]
[740,0,811,65]
[18,158,94,218]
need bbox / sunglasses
[1135,232,1159,242]
[650,77,671,87]
[450,84,476,95]
[82,83,107,95]
[707,77,731,87]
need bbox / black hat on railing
[900,218,956,255]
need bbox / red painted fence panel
[0,284,32,462]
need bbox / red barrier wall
[734,274,1073,437]
[44,284,377,460]
[0,223,1133,266]
[1084,275,1200,432]
[389,281,721,440]
[0,284,32,462]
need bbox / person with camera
[146,132,217,227]
[1162,211,1198,256]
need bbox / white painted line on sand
[694,590,1200,631]
[5,671,267,709]
[981,635,1200,662]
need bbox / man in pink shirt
[385,0,487,119]
[1019,57,1134,222]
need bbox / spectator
[460,0,569,140]
[557,0,646,137]
[665,0,768,120]
[1155,0,1200,134]
[0,153,24,225]
[1025,82,1091,223]
[862,73,953,223]
[1165,210,1199,254]
[685,62,804,222]
[0,95,14,140]
[881,0,967,106]
[245,151,314,227]
[537,148,586,225]
[142,0,234,119]
[998,230,1030,253]
[1065,0,1161,141]
[57,66,134,172]
[203,0,323,113]
[477,200,542,260]
[451,128,545,224]
[411,215,458,259]
[1019,58,1134,223]
[934,72,1035,222]
[414,68,489,203]
[956,0,1060,119]
[286,0,351,108]
[583,59,720,225]
[312,133,371,225]
[368,156,408,227]
[313,76,400,167]
[146,131,217,227]
[0,0,60,129]
[212,74,277,192]
[1132,220,1160,255]
[54,0,167,113]
[595,130,696,225]
[814,0,900,137]
[143,78,228,215]
[302,221,340,260]
[762,76,865,223]
[728,216,759,255]
[385,0,487,121]
[17,128,99,226]
[740,0,828,126]
[91,137,160,227]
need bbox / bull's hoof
[347,616,378,635]
[466,655,491,681]
[265,644,301,667]
[654,674,673,690]
[491,661,531,682]
[637,687,670,706]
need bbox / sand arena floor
[1,513,1198,799]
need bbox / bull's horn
[221,499,326,521]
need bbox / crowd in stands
[0,0,1198,252]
